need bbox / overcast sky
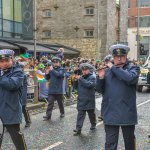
[116,0,119,4]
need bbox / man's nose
[118,57,121,61]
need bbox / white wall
[127,27,150,60]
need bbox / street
[2,89,150,150]
[0,0,150,150]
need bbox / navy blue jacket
[77,73,96,110]
[0,65,24,125]
[45,67,65,94]
[96,62,140,125]
[21,73,28,106]
[147,73,150,84]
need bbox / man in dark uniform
[73,63,96,135]
[0,49,27,150]
[43,57,65,120]
[96,44,140,150]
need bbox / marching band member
[96,44,140,150]
[73,63,96,135]
[43,57,65,121]
[0,49,27,150]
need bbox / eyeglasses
[53,61,59,63]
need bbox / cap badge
[117,48,121,55]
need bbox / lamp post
[137,0,140,60]
[34,0,37,59]
[97,0,100,59]
[33,0,38,103]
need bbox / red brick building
[128,0,150,28]
[128,0,150,59]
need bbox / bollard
[68,77,72,98]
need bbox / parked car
[137,67,150,92]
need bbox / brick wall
[128,0,150,28]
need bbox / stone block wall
[40,38,101,59]
[36,0,98,39]
[36,0,119,58]
[120,0,128,43]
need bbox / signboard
[22,0,33,40]
[132,30,150,34]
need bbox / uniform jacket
[0,65,24,125]
[21,73,28,106]
[147,73,150,84]
[45,67,65,94]
[77,73,96,110]
[96,62,140,125]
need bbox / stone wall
[36,0,98,39]
[36,0,118,58]
[120,0,128,43]
[106,0,116,50]
[40,39,101,59]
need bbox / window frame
[84,29,94,38]
[136,0,150,7]
[85,7,94,16]
[43,9,51,18]
[140,36,150,56]
[139,16,150,27]
[128,0,130,8]
[0,0,23,38]
[42,30,51,38]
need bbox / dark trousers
[76,109,96,130]
[5,124,27,150]
[46,94,65,117]
[22,105,31,124]
[104,125,136,150]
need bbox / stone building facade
[36,0,126,58]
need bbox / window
[137,0,150,7]
[3,0,14,21]
[43,31,51,38]
[3,31,13,38]
[140,36,150,56]
[0,8,1,18]
[3,20,13,32]
[14,0,22,22]
[139,16,150,27]
[84,30,94,37]
[15,22,22,33]
[0,19,2,30]
[85,7,94,15]
[43,10,51,18]
[14,33,22,39]
[0,0,23,38]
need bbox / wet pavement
[2,89,150,150]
